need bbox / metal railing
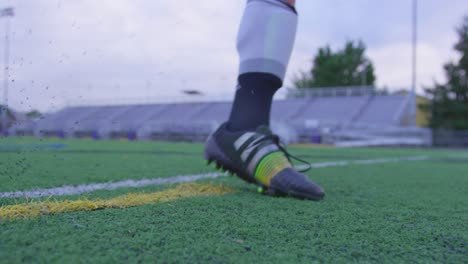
[287,86,376,98]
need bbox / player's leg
[228,0,298,131]
[205,0,324,200]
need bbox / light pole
[410,0,418,126]
[0,7,13,135]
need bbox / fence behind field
[433,130,468,148]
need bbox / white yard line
[0,173,224,199]
[297,155,428,170]
[0,155,429,199]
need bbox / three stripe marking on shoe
[234,132,279,175]
[234,132,256,150]
[240,136,266,162]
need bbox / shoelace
[262,134,312,173]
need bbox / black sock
[227,72,282,132]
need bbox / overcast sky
[1,0,468,112]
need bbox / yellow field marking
[0,183,234,221]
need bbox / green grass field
[0,137,467,263]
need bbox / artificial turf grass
[0,187,465,263]
[0,147,212,192]
[0,137,209,192]
[1,138,467,262]
[1,155,467,263]
[0,137,454,192]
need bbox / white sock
[237,0,298,82]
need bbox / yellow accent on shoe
[254,151,291,186]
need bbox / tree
[26,110,42,119]
[423,16,468,130]
[0,105,15,132]
[293,40,376,88]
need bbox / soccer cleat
[204,123,324,200]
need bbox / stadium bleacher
[193,102,231,124]
[270,98,310,121]
[105,104,170,132]
[292,96,370,124]
[9,91,431,146]
[355,95,410,125]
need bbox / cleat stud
[257,186,265,194]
